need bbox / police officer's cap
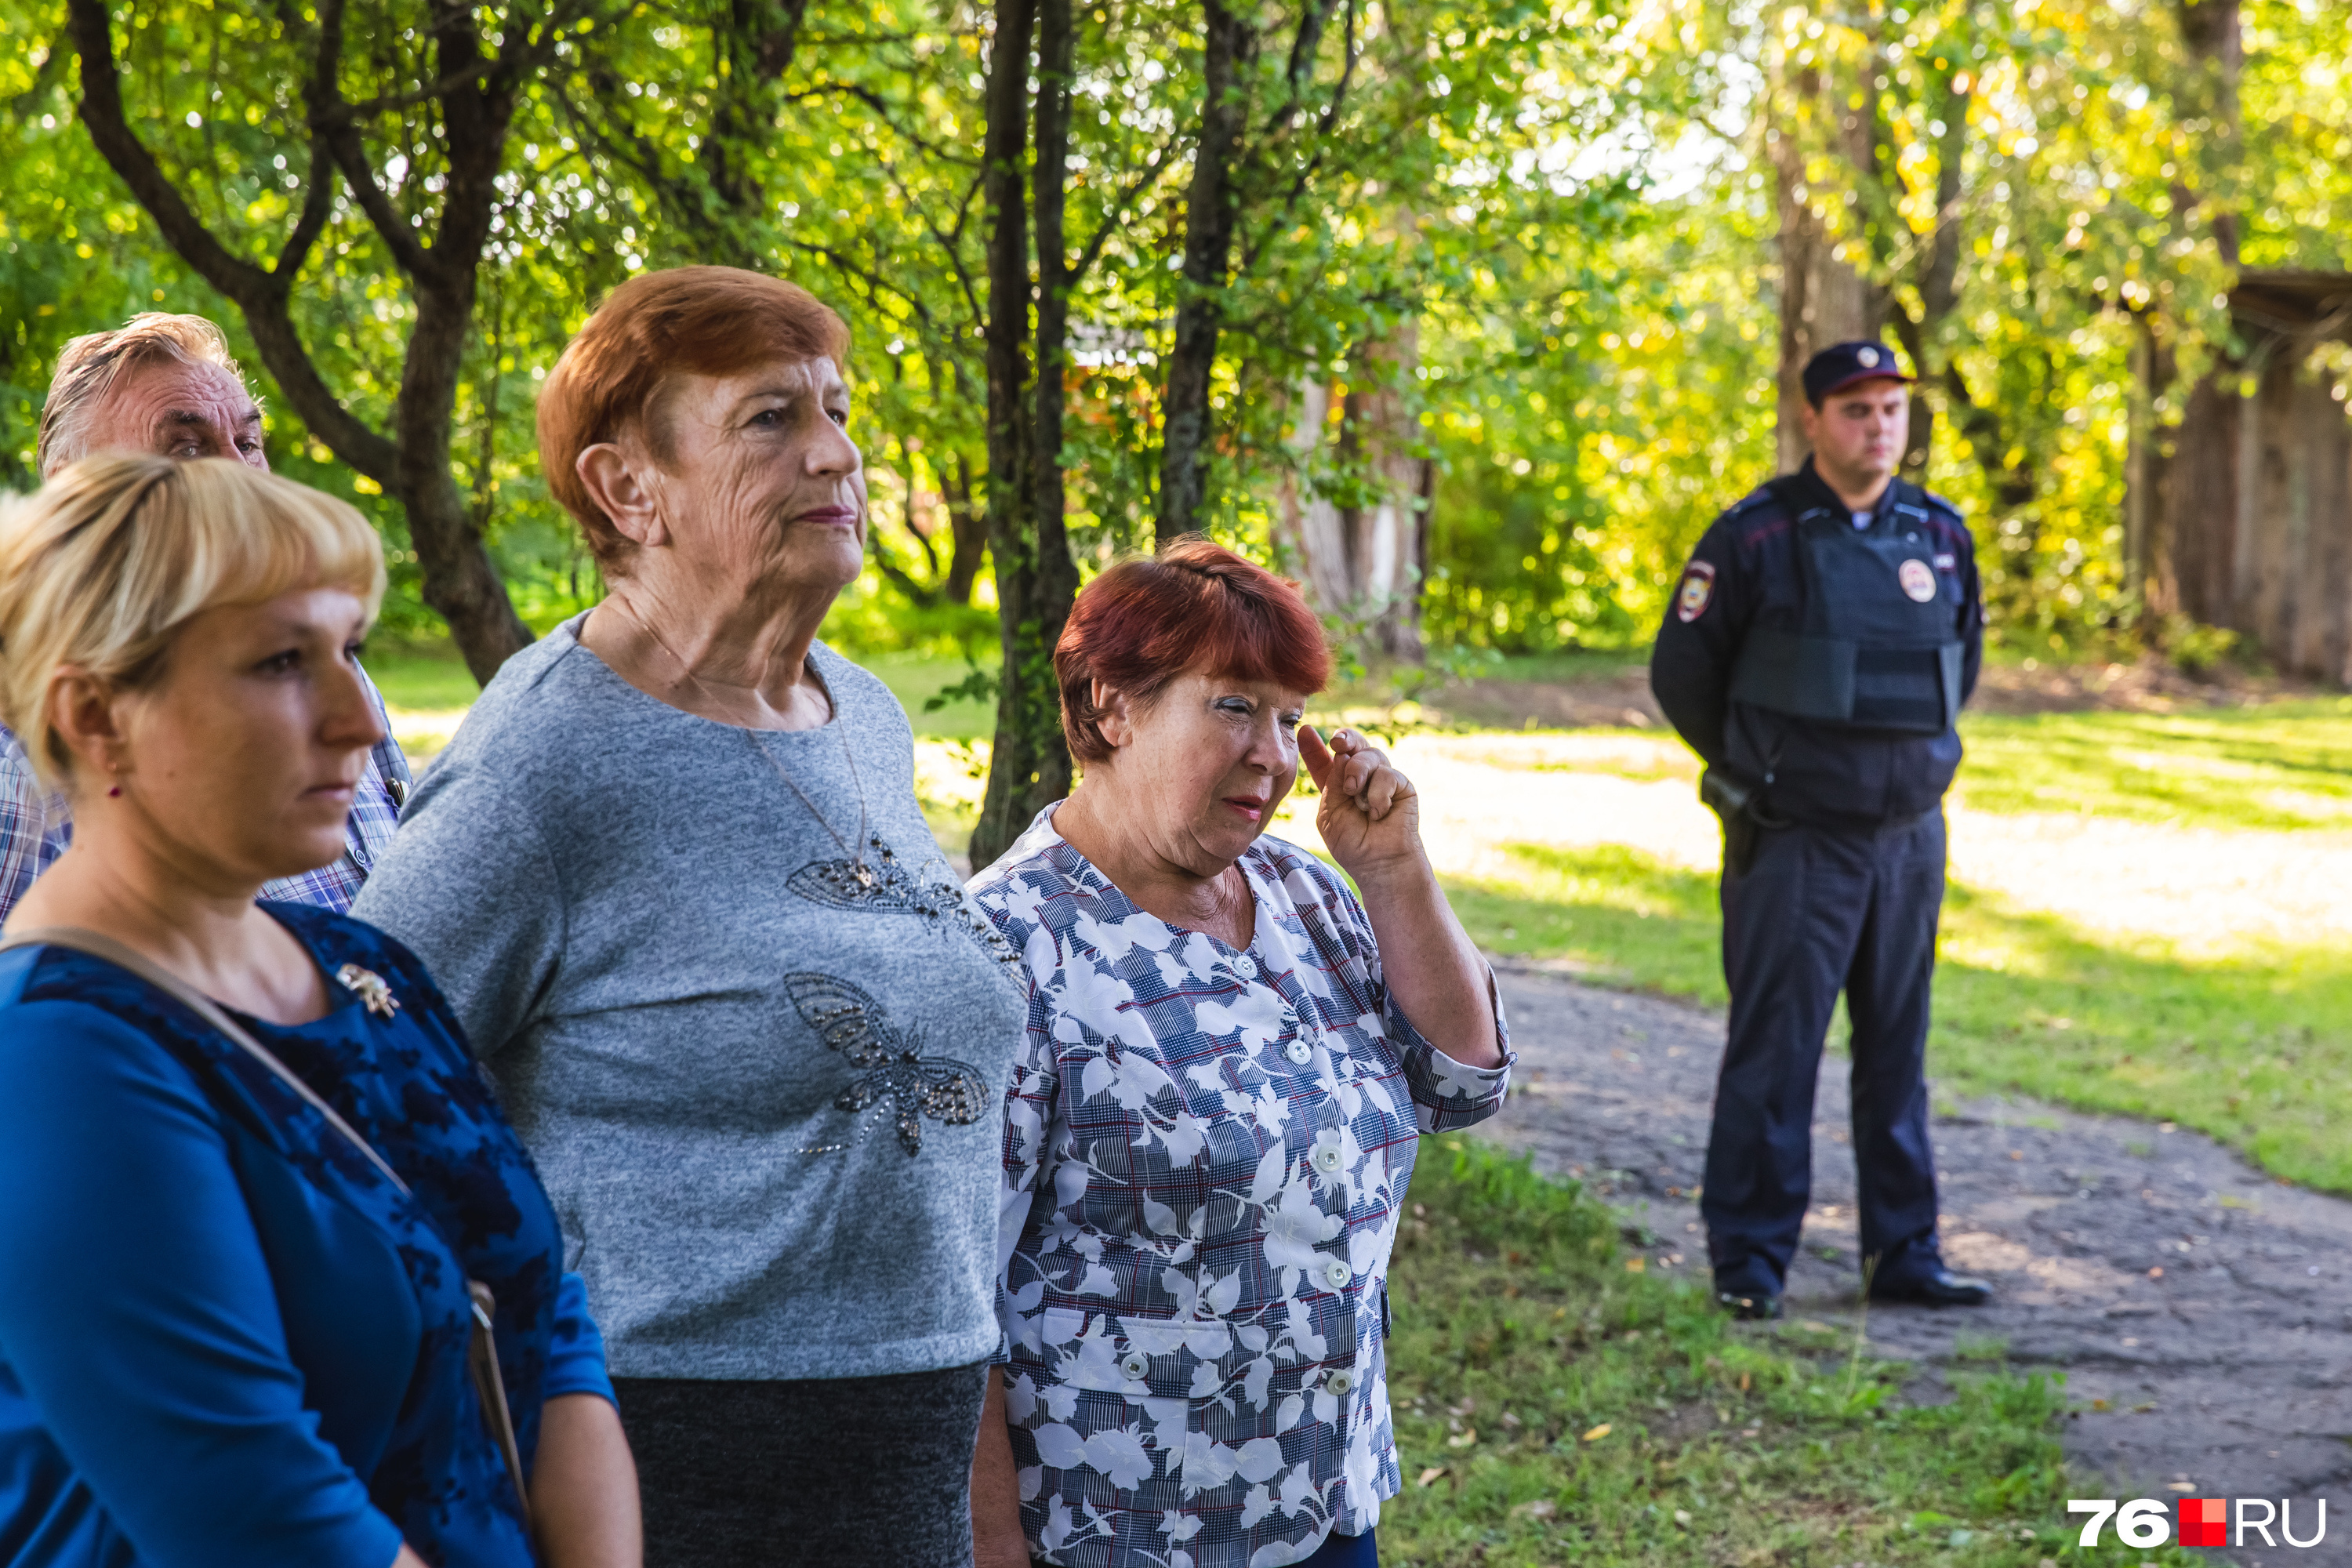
[1802,341,1917,404]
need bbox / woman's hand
[1300,727,1425,888]
[1300,727,1502,1070]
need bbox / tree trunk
[1769,74,1885,476]
[2143,0,2244,626]
[1276,330,1427,659]
[2176,0,2243,268]
[390,272,534,683]
[873,448,989,609]
[942,452,989,604]
[1893,71,1969,478]
[968,0,1081,871]
[64,0,534,682]
[1155,0,1252,546]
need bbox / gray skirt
[614,1361,988,1568]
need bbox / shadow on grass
[1446,844,2352,1193]
[1382,1139,2080,1568]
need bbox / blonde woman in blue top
[0,456,639,1566]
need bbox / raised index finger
[1298,724,1337,791]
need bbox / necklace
[615,599,873,881]
[753,729,873,883]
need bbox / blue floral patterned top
[0,904,612,1567]
[971,807,1512,1568]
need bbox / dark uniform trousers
[1703,810,1946,1295]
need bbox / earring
[108,784,122,797]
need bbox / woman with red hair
[967,539,1512,1568]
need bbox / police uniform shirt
[1650,459,1984,829]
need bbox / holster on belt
[1700,769,1788,876]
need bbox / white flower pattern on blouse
[971,807,1512,1568]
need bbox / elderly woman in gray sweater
[354,267,1025,1567]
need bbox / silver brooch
[336,964,401,1020]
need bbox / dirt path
[1484,964,2352,1563]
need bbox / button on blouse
[971,807,1512,1568]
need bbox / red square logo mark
[2177,1497,2228,1547]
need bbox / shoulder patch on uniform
[1675,560,1717,622]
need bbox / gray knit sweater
[353,616,1025,1381]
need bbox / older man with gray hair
[0,312,413,919]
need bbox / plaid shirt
[0,736,71,924]
[0,666,411,922]
[970,808,1512,1568]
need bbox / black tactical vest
[1726,478,1964,735]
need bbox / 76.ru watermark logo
[2068,1496,2328,1549]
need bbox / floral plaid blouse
[971,806,1512,1568]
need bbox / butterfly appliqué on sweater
[786,833,1024,985]
[783,971,988,1156]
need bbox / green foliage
[1421,215,1777,650]
[1381,1138,2077,1566]
[3,0,2347,672]
[2147,613,2242,676]
[818,570,1000,661]
[1415,0,2352,659]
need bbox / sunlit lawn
[1449,843,2352,1193]
[376,642,2316,1562]
[373,641,2352,1191]
[1953,699,2352,829]
[369,644,995,760]
[1419,703,2352,1194]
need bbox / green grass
[1495,702,2352,828]
[1446,844,2352,1192]
[853,650,996,740]
[1483,648,1653,683]
[365,641,995,740]
[1952,700,2352,829]
[1378,1139,2134,1567]
[365,644,481,710]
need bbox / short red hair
[536,266,851,572]
[1057,537,1333,764]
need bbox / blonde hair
[37,313,254,479]
[0,456,387,791]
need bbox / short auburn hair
[535,266,851,573]
[1056,537,1333,764]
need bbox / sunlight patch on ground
[791,734,2352,959]
[1257,733,2352,960]
[1944,812,2352,956]
[389,708,470,763]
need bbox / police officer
[1650,341,1992,1320]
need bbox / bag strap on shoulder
[0,925,533,1530]
[0,927,408,1192]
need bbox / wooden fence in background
[2129,270,2352,681]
